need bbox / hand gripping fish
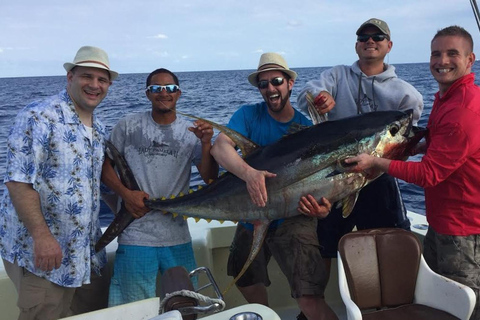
[96,110,426,293]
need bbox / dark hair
[283,72,293,97]
[146,68,179,87]
[432,25,474,52]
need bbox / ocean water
[1,63,478,225]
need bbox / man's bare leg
[236,283,269,305]
[297,295,338,320]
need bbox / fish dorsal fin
[306,91,328,124]
[176,111,260,157]
[341,192,360,218]
[285,122,310,135]
[222,220,270,294]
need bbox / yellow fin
[206,219,212,223]
[172,213,178,218]
[170,195,175,199]
[178,192,184,197]
[197,185,203,190]
[189,189,194,194]
[341,192,360,218]
[183,215,188,220]
[194,217,200,222]
[223,221,270,295]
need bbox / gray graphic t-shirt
[110,111,202,246]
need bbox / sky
[1,0,480,78]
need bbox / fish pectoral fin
[325,169,342,178]
[222,221,270,295]
[336,157,357,173]
[341,192,360,218]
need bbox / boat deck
[0,211,428,320]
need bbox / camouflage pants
[423,227,480,320]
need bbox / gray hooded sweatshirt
[297,61,424,125]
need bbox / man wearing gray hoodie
[296,19,424,315]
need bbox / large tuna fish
[96,110,425,292]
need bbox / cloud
[1,0,478,77]
[287,20,302,28]
[151,34,168,39]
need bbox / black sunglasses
[145,84,180,93]
[357,34,389,42]
[257,77,285,89]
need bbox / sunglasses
[257,77,285,89]
[357,34,389,42]
[146,84,180,93]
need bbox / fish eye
[389,125,400,136]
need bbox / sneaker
[296,311,307,320]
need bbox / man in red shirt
[346,25,480,319]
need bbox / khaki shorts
[3,259,75,320]
[423,227,480,320]
[71,266,111,314]
[227,214,328,299]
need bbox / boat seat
[337,228,476,320]
[160,266,198,320]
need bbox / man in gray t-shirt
[102,68,218,307]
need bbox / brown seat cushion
[339,228,421,309]
[363,304,460,320]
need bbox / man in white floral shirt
[0,46,117,320]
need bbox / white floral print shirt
[0,89,107,287]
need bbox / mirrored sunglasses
[357,34,389,42]
[146,84,180,93]
[257,77,285,89]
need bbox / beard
[265,91,290,113]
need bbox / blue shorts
[108,243,197,307]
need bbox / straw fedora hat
[63,46,118,80]
[248,52,297,87]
